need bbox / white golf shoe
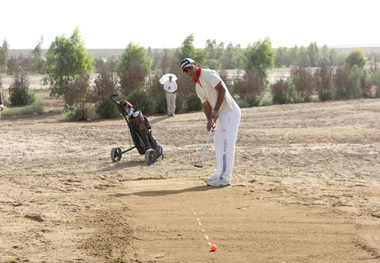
[204,174,219,182]
[206,178,231,187]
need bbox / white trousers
[213,107,241,181]
[166,93,176,115]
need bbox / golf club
[194,119,215,168]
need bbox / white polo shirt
[195,69,239,116]
[163,81,177,93]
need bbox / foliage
[334,65,363,99]
[0,40,9,73]
[369,69,380,97]
[176,34,206,66]
[126,88,154,116]
[242,37,274,81]
[271,79,290,104]
[63,73,91,121]
[117,42,151,96]
[233,69,264,106]
[334,66,350,99]
[94,65,119,118]
[95,97,118,119]
[345,50,366,69]
[7,55,31,74]
[43,27,93,105]
[349,65,363,98]
[31,36,44,73]
[291,67,315,102]
[307,42,320,67]
[314,63,334,101]
[9,72,36,106]
[185,92,203,112]
[360,70,372,97]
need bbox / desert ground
[0,84,380,262]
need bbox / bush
[185,92,203,112]
[155,92,167,114]
[314,63,334,101]
[127,88,154,115]
[234,69,264,106]
[271,79,290,104]
[93,66,118,118]
[9,73,36,106]
[95,97,119,119]
[176,93,184,113]
[291,67,314,102]
[370,69,380,97]
[361,70,372,98]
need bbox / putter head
[194,163,203,168]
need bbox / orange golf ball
[210,244,217,251]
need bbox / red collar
[192,67,202,86]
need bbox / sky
[1,0,379,50]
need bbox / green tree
[345,49,366,69]
[116,42,151,96]
[0,40,9,73]
[242,37,274,80]
[31,36,44,73]
[307,42,320,67]
[274,47,288,67]
[176,34,206,66]
[221,42,240,69]
[43,28,93,102]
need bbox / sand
[0,89,379,262]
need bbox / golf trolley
[109,94,163,165]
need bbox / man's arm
[211,81,225,120]
[203,101,213,131]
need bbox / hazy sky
[1,0,379,50]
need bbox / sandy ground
[0,89,380,262]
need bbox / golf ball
[211,245,217,251]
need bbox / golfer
[181,58,241,187]
[163,75,177,116]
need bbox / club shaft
[199,119,214,163]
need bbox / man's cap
[180,58,194,71]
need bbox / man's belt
[166,91,176,94]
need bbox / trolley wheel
[111,147,122,162]
[145,149,157,165]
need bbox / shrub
[314,64,334,101]
[176,93,184,113]
[349,65,363,99]
[370,69,380,97]
[360,70,372,97]
[291,67,314,102]
[185,92,203,112]
[271,79,290,104]
[95,97,118,119]
[127,88,154,115]
[117,43,150,96]
[234,69,264,106]
[9,72,36,106]
[334,66,350,99]
[155,92,167,114]
[93,66,118,118]
[63,73,91,121]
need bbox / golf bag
[110,95,163,164]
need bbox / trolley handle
[110,94,119,104]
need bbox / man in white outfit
[163,75,177,116]
[181,58,241,187]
